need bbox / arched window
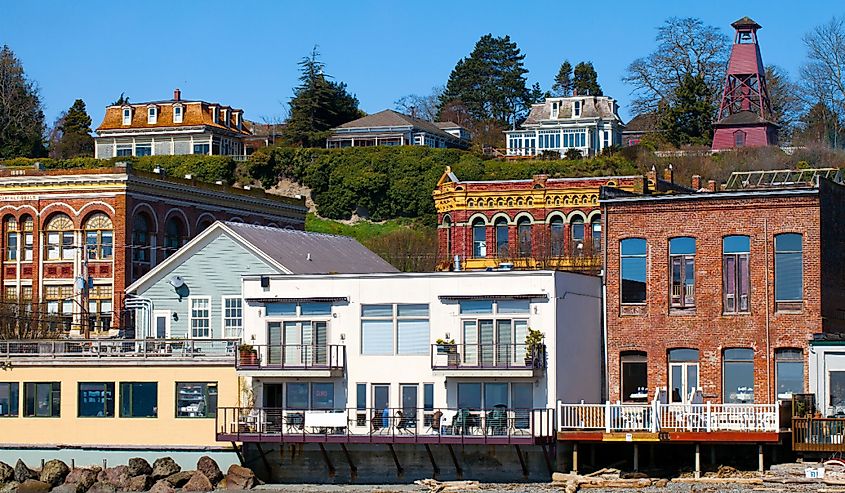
[734,130,746,147]
[517,217,532,257]
[620,238,647,304]
[443,216,453,258]
[164,216,185,257]
[549,216,564,257]
[131,214,152,263]
[20,216,33,261]
[4,216,17,261]
[723,235,750,313]
[471,218,487,258]
[84,213,113,260]
[591,216,601,253]
[45,214,74,260]
[197,218,214,234]
[669,237,696,309]
[494,217,509,257]
[774,233,802,310]
[723,348,755,403]
[570,217,585,254]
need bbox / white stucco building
[505,95,624,158]
[235,270,601,435]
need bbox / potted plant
[238,343,258,367]
[435,338,456,355]
[524,328,545,367]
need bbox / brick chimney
[707,180,717,192]
[663,163,674,183]
[173,88,181,101]
[647,165,657,184]
[691,175,702,190]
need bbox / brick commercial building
[433,167,687,272]
[601,169,845,405]
[0,163,306,336]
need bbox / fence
[0,338,238,360]
[558,400,779,433]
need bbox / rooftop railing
[0,338,239,361]
[558,401,779,433]
[216,406,555,444]
[430,343,546,371]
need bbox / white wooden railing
[558,400,779,433]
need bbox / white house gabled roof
[126,221,398,294]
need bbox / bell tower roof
[731,16,762,31]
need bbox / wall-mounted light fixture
[172,312,179,322]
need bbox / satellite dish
[168,276,185,289]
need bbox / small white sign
[625,433,633,442]
[806,467,825,479]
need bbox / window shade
[361,320,393,355]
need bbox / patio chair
[487,406,508,436]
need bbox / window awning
[438,294,548,301]
[246,297,348,304]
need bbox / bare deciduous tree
[394,86,444,122]
[801,16,845,147]
[623,18,729,114]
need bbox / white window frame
[360,303,430,356]
[153,309,171,339]
[189,297,211,339]
[122,107,132,125]
[147,106,157,124]
[221,296,243,338]
[574,100,582,117]
[173,105,183,124]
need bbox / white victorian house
[505,95,624,158]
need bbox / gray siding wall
[138,233,279,338]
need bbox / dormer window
[173,105,183,124]
[211,106,218,124]
[573,101,582,117]
[235,111,242,130]
[122,107,132,126]
[147,106,157,124]
[551,101,559,119]
[221,108,229,127]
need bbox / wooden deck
[792,417,845,452]
[557,430,782,443]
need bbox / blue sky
[3,0,842,127]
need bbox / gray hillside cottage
[126,221,397,340]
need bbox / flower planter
[239,350,258,367]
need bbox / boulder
[126,475,152,492]
[149,480,176,493]
[0,481,20,493]
[40,459,70,486]
[86,482,116,493]
[151,458,180,480]
[65,468,97,491]
[96,466,130,490]
[13,461,36,483]
[52,483,83,493]
[17,479,50,493]
[224,465,255,490]
[183,472,213,492]
[0,462,13,483]
[127,458,152,478]
[165,471,193,487]
[196,457,222,485]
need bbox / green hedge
[0,156,236,183]
[244,146,638,223]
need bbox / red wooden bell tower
[712,16,778,150]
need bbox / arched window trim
[84,213,114,261]
[471,217,487,258]
[516,216,532,257]
[132,213,152,264]
[4,216,18,261]
[494,217,509,258]
[164,216,186,257]
[45,213,74,261]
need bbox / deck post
[318,443,335,476]
[571,443,579,475]
[706,402,711,432]
[447,444,463,478]
[758,444,764,474]
[340,444,357,479]
[633,443,639,471]
[424,444,440,477]
[514,445,529,477]
[694,444,701,479]
[605,402,611,433]
[388,444,404,476]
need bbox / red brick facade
[602,180,845,405]
[0,164,305,335]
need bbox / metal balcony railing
[216,406,555,444]
[430,343,546,370]
[237,344,345,370]
[0,338,239,361]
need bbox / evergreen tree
[528,82,545,104]
[111,93,129,106]
[0,45,46,158]
[283,47,364,147]
[50,99,94,158]
[552,60,573,96]
[439,34,530,131]
[573,62,602,96]
[658,73,714,147]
